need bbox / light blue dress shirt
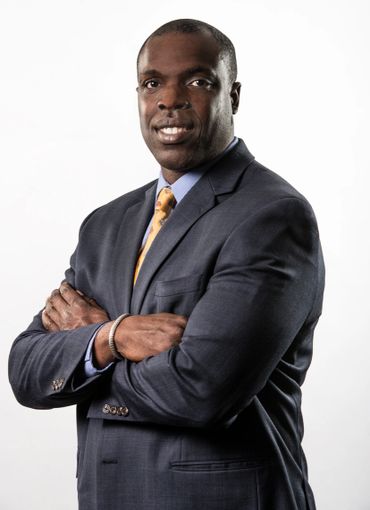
[84,137,238,376]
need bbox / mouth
[154,124,194,144]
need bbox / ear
[230,82,241,114]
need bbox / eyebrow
[138,69,162,77]
[138,66,217,80]
[181,66,216,78]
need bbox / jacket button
[51,378,64,391]
[110,406,117,415]
[119,406,129,417]
[102,404,110,414]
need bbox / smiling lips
[155,124,193,144]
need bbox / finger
[45,289,58,305]
[44,299,62,323]
[76,291,101,308]
[85,297,100,307]
[59,281,82,305]
[42,309,59,332]
[48,289,69,312]
[158,312,188,324]
[170,314,188,329]
[76,291,94,304]
[176,314,188,327]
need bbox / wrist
[94,322,115,368]
[108,313,131,360]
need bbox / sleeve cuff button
[102,404,129,416]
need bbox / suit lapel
[111,181,157,315]
[130,139,255,314]
[130,178,217,314]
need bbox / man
[9,19,324,510]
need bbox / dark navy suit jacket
[9,140,324,510]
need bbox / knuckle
[70,298,81,309]
[60,308,69,319]
[48,295,56,307]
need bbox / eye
[189,79,213,89]
[144,80,160,89]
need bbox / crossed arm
[42,281,187,367]
[10,197,322,426]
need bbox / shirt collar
[155,137,239,205]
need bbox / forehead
[138,31,225,76]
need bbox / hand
[94,313,188,367]
[42,281,110,331]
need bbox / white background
[1,1,369,509]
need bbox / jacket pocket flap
[155,273,204,297]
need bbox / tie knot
[155,187,176,212]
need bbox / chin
[152,147,203,172]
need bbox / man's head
[136,19,241,180]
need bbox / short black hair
[137,19,238,84]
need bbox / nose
[157,84,191,111]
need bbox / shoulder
[217,139,315,218]
[78,178,157,234]
[227,157,317,229]
[242,159,309,202]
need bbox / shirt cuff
[84,324,114,378]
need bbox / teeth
[159,127,188,135]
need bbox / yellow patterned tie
[133,187,176,284]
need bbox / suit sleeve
[8,209,111,410]
[96,197,323,427]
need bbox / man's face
[137,31,240,174]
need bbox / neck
[160,136,236,184]
[160,169,185,184]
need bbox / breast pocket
[154,273,205,316]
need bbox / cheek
[138,99,153,131]
[197,101,224,132]
[210,97,233,127]
[190,99,214,126]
